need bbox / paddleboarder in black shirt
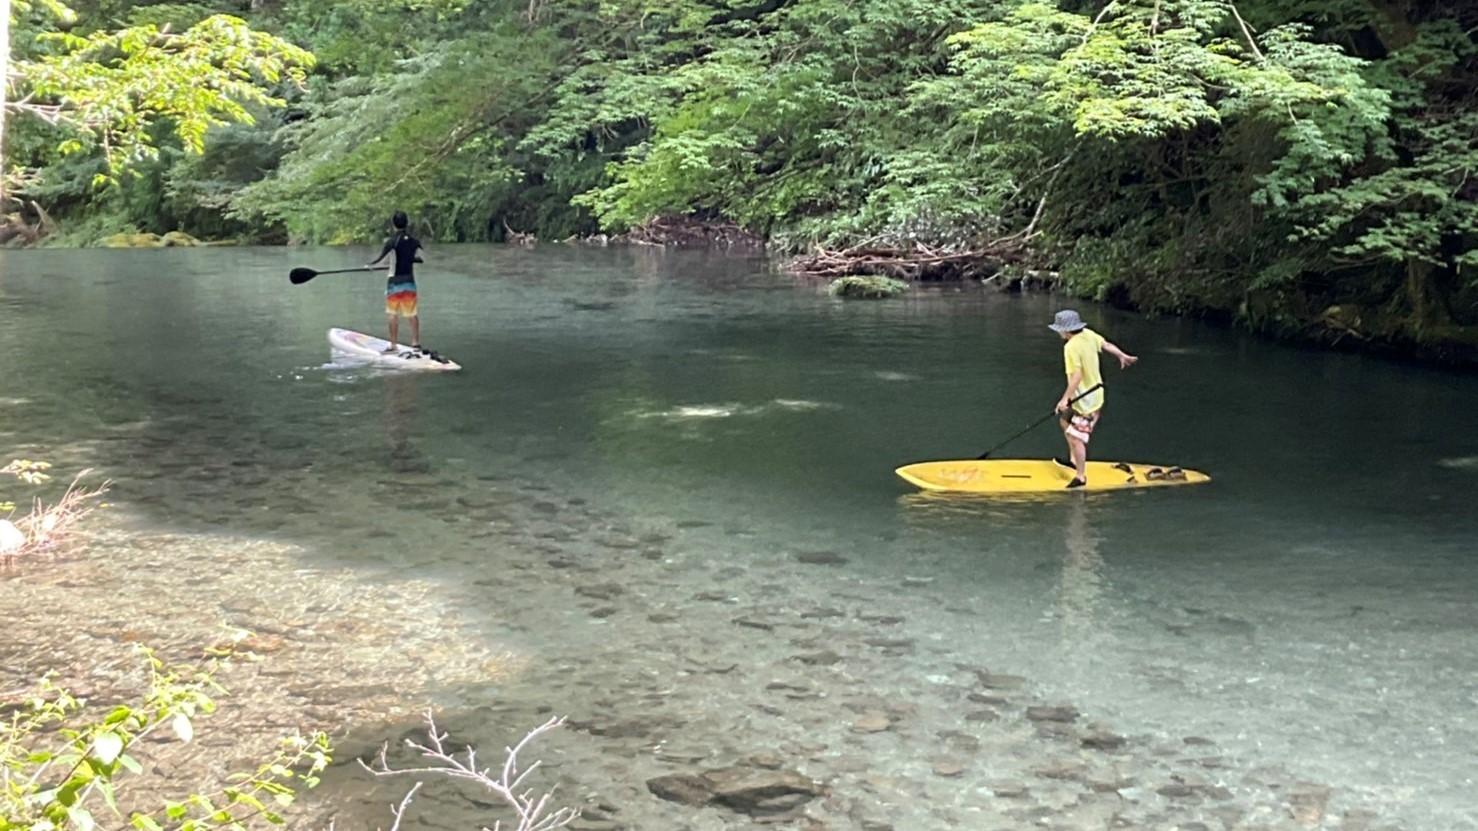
[367,211,426,353]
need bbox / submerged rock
[101,231,204,248]
[647,766,825,816]
[827,276,909,299]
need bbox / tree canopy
[5,0,1475,354]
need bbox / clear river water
[1,245,1475,831]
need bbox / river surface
[2,245,1476,830]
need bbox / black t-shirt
[376,233,423,284]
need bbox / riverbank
[5,464,1394,831]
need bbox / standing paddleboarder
[367,211,426,353]
[1049,310,1138,488]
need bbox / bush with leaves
[0,646,332,831]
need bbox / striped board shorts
[1063,409,1101,443]
[385,280,417,317]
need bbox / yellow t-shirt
[1063,328,1105,414]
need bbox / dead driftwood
[785,240,1027,283]
[614,216,765,250]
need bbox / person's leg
[1063,410,1099,486]
[1060,415,1075,465]
[410,314,421,349]
[385,314,400,352]
[1069,435,1088,481]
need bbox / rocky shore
[1,453,1395,831]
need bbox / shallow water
[2,245,1476,829]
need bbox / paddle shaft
[977,383,1104,460]
[289,265,379,285]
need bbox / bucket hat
[1049,309,1086,333]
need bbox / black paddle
[976,383,1104,460]
[289,265,378,285]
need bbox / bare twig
[1227,2,1265,61]
[361,712,579,831]
[1,470,110,564]
[1083,1,1118,44]
[384,781,422,831]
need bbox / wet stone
[684,655,738,674]
[964,709,1000,723]
[567,820,621,831]
[1081,727,1123,748]
[1035,722,1080,741]
[1158,783,1197,798]
[932,759,967,777]
[851,711,892,733]
[937,730,980,752]
[655,746,713,764]
[800,606,846,618]
[976,671,1028,690]
[988,782,1030,798]
[575,583,625,600]
[1032,761,1086,781]
[598,535,641,550]
[705,767,825,816]
[796,551,848,566]
[1026,705,1080,723]
[647,773,712,806]
[968,692,1011,706]
[1288,783,1334,824]
[792,649,843,666]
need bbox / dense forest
[3,0,1475,359]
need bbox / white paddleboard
[327,327,462,372]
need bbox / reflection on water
[383,375,427,473]
[1056,499,1106,650]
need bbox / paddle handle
[977,383,1103,460]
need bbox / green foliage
[9,6,314,184]
[233,4,593,243]
[17,0,1478,340]
[0,647,331,831]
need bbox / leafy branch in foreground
[360,712,579,831]
[0,646,332,831]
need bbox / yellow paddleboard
[895,459,1210,494]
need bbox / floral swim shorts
[1062,408,1101,443]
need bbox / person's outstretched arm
[1103,340,1138,370]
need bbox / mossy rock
[101,231,203,248]
[827,275,909,299]
[103,233,165,248]
[161,231,202,246]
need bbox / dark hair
[391,211,408,230]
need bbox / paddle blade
[289,267,318,284]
